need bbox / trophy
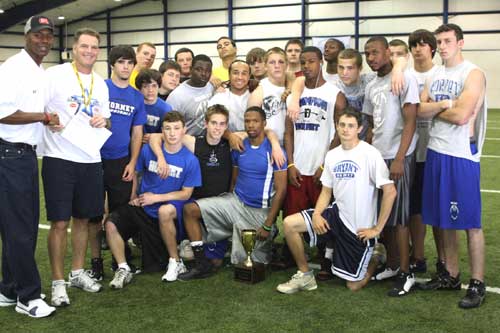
[234,229,266,283]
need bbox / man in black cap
[0,15,59,318]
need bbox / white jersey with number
[426,61,487,162]
[321,141,393,234]
[410,65,438,162]
[43,63,110,163]
[260,78,286,145]
[292,81,339,175]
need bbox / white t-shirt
[426,61,487,162]
[0,49,46,145]
[409,65,438,162]
[260,78,286,145]
[292,81,339,175]
[362,70,419,159]
[321,141,393,234]
[322,67,336,85]
[208,89,249,132]
[43,63,110,163]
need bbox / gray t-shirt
[166,81,214,136]
[362,70,419,159]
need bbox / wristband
[43,112,51,125]
[287,163,295,169]
[320,165,324,170]
[262,224,272,232]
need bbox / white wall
[1,0,499,107]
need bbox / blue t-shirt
[101,80,147,160]
[144,98,173,133]
[232,138,287,208]
[136,144,202,218]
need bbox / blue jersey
[232,138,286,208]
[144,99,172,133]
[101,80,147,160]
[136,144,202,218]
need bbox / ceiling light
[114,0,122,2]
[58,16,65,20]
[0,9,4,14]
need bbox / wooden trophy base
[234,262,266,284]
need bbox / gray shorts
[382,153,415,227]
[197,192,274,265]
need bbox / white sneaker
[110,268,133,289]
[372,267,400,281]
[162,258,187,282]
[69,271,103,292]
[0,292,16,307]
[179,239,194,261]
[51,282,70,307]
[277,271,318,294]
[15,298,56,318]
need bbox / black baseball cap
[24,15,54,35]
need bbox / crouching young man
[277,108,396,293]
[104,111,201,288]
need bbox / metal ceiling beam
[0,0,77,32]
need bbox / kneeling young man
[105,111,201,288]
[277,108,396,293]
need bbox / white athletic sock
[303,270,314,276]
[71,269,84,277]
[190,241,203,247]
[118,262,131,271]
[52,279,65,286]
[325,247,333,260]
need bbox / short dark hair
[285,38,304,51]
[174,47,194,61]
[337,107,362,126]
[435,23,464,41]
[245,106,266,121]
[338,48,362,68]
[408,29,437,58]
[389,39,409,54]
[135,69,162,89]
[74,27,100,44]
[365,36,389,49]
[137,42,156,52]
[159,60,181,75]
[229,59,249,73]
[301,46,322,61]
[246,47,266,64]
[217,36,236,48]
[192,54,213,67]
[325,38,345,51]
[163,111,185,126]
[108,45,136,66]
[205,104,229,122]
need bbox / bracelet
[262,224,272,232]
[320,165,324,170]
[43,112,51,125]
[287,163,295,169]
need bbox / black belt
[0,138,36,151]
[470,137,476,144]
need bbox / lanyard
[72,62,94,111]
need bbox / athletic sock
[190,241,203,247]
[52,279,65,286]
[303,270,314,276]
[71,269,84,277]
[118,262,131,272]
[324,247,333,260]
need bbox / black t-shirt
[157,92,169,101]
[192,136,232,199]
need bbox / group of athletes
[0,14,487,318]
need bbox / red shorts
[284,175,322,217]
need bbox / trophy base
[234,262,266,284]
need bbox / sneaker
[387,272,415,297]
[418,270,461,291]
[316,257,334,281]
[109,268,133,289]
[87,257,104,281]
[179,240,194,261]
[436,260,446,275]
[15,298,55,318]
[69,271,103,293]
[0,292,16,307]
[410,258,427,274]
[458,279,485,309]
[162,258,187,282]
[51,282,70,307]
[372,266,399,281]
[178,261,214,281]
[277,271,318,294]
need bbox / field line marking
[485,138,500,141]
[487,127,500,130]
[481,189,500,193]
[39,224,71,232]
[482,155,500,158]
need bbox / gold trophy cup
[234,229,265,283]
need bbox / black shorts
[301,204,374,282]
[410,162,424,216]
[107,204,168,273]
[90,156,133,223]
[42,157,104,221]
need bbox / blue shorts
[422,148,481,230]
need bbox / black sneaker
[458,279,485,309]
[178,261,214,281]
[410,259,427,274]
[87,258,104,281]
[419,270,461,290]
[387,272,415,297]
[436,260,446,275]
